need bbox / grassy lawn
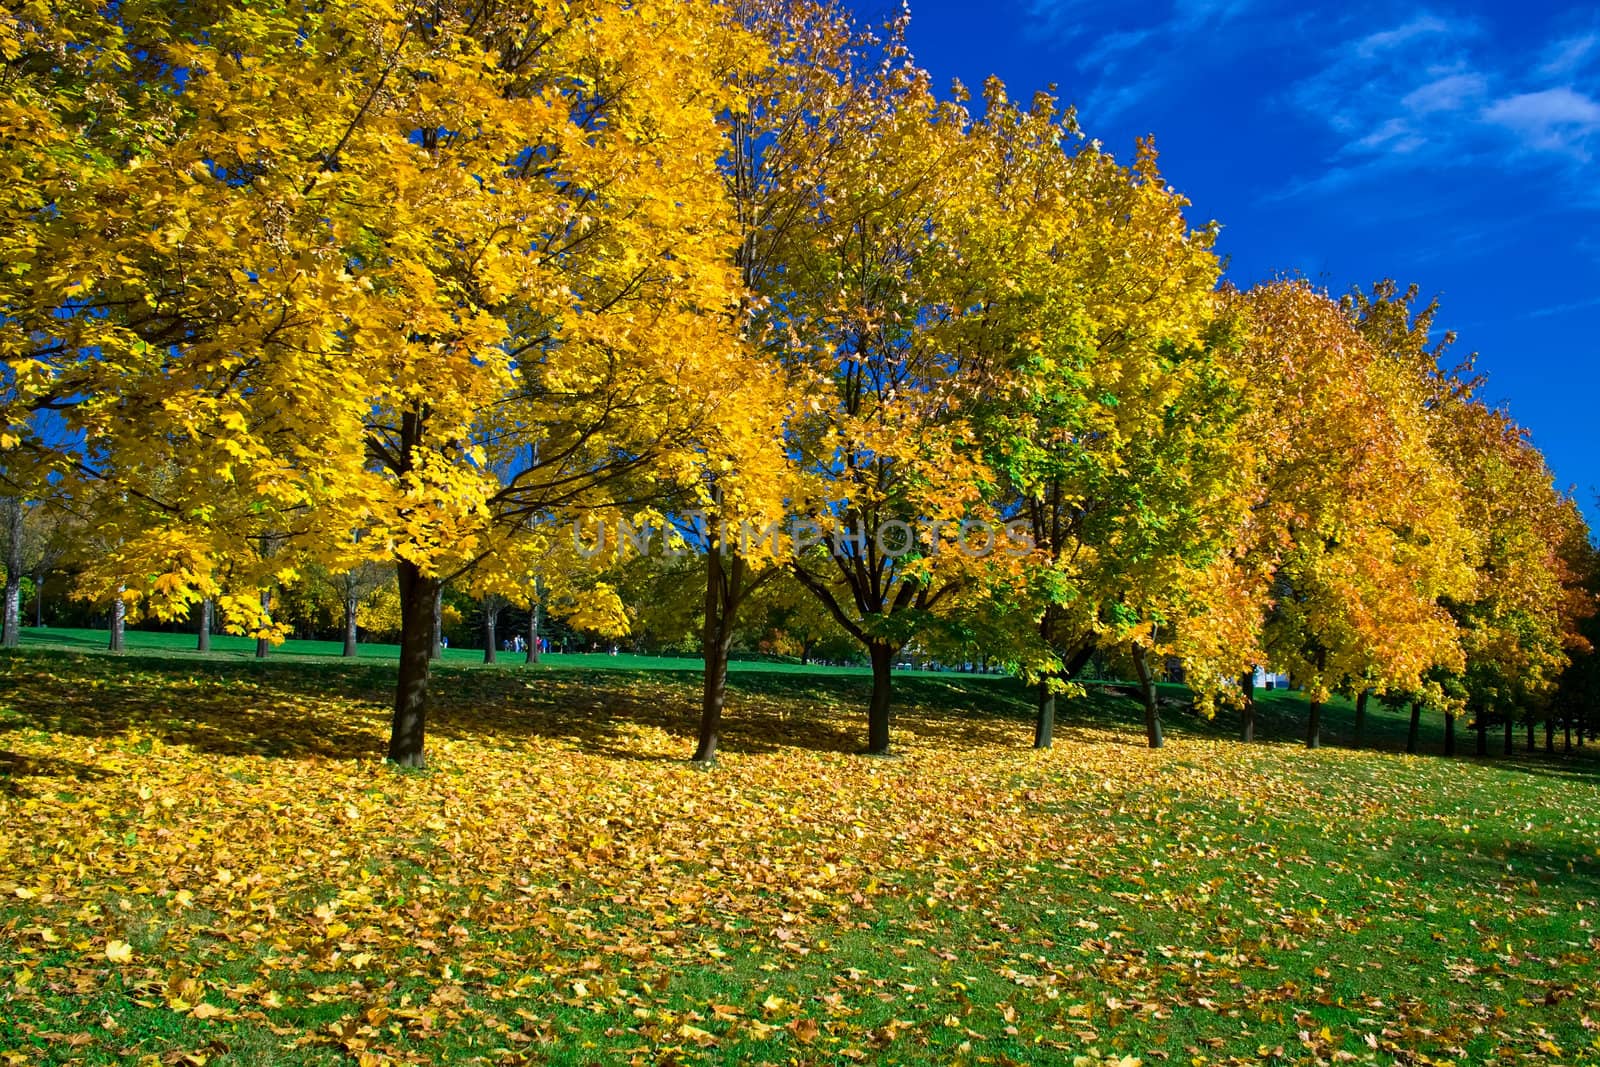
[13,625,949,676]
[2,642,1598,1065]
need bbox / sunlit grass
[2,646,1597,1065]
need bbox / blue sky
[887,0,1599,523]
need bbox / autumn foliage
[0,0,1593,765]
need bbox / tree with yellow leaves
[965,88,1239,748]
[1208,281,1473,748]
[1,0,769,766]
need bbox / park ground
[2,631,1599,1065]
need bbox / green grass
[1,641,1597,1065]
[15,624,963,675]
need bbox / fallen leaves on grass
[0,652,1598,1064]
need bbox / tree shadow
[1487,750,1600,786]
[0,650,1037,763]
[0,748,112,798]
[7,647,1594,784]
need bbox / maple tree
[1,0,775,766]
[1195,281,1475,747]
[978,126,1240,749]
[775,58,1017,755]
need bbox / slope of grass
[1,647,1597,1065]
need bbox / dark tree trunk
[481,599,499,664]
[693,552,739,765]
[1306,699,1322,749]
[1476,712,1487,756]
[108,590,125,652]
[1503,715,1513,756]
[1035,643,1096,748]
[867,642,895,755]
[1132,644,1163,748]
[197,598,212,653]
[1035,679,1056,749]
[33,578,43,627]
[2,498,21,648]
[525,595,541,665]
[1526,717,1536,751]
[343,593,359,657]
[389,561,440,768]
[1406,700,1421,755]
[1565,714,1572,750]
[1445,711,1456,756]
[1545,718,1555,753]
[430,585,443,660]
[1240,671,1256,743]
[255,589,271,658]
[1355,689,1371,748]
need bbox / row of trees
[2,0,1593,765]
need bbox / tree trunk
[1034,679,1056,749]
[482,599,499,664]
[255,589,271,658]
[867,642,895,755]
[1354,689,1371,748]
[1,498,21,648]
[1445,711,1456,756]
[1545,717,1555,753]
[1,575,18,649]
[526,595,541,665]
[1132,644,1163,748]
[1240,671,1256,743]
[1564,714,1572,750]
[430,585,443,660]
[1306,699,1322,749]
[108,589,125,652]
[693,551,738,764]
[1503,714,1513,756]
[1526,717,1536,751]
[1406,700,1421,755]
[388,561,440,768]
[33,577,43,627]
[341,593,359,657]
[197,598,212,653]
[1476,712,1487,756]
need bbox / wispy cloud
[1275,7,1600,202]
[1526,294,1600,319]
[1539,32,1598,77]
[1023,0,1265,121]
[1354,13,1456,57]
[1482,87,1600,159]
[1401,72,1488,114]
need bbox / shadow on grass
[3,647,1597,784]
[0,648,1038,763]
[0,747,113,798]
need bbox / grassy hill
[2,642,1597,1064]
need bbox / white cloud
[1022,0,1264,120]
[1482,87,1600,156]
[1538,33,1598,78]
[1401,72,1488,114]
[1355,14,1457,57]
[1277,7,1600,199]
